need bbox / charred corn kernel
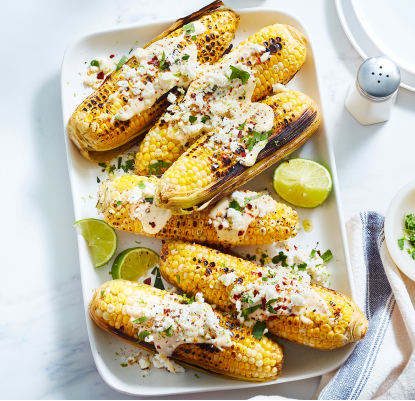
[159,240,369,351]
[135,24,307,175]
[90,279,283,382]
[97,174,299,247]
[68,4,240,163]
[156,91,321,213]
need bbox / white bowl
[385,179,415,281]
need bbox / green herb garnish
[159,51,169,70]
[97,177,100,183]
[145,197,153,203]
[116,55,128,71]
[138,180,146,189]
[238,122,246,130]
[176,274,180,284]
[101,290,105,296]
[151,266,165,290]
[133,316,148,324]
[120,363,128,367]
[201,115,210,123]
[321,250,333,263]
[229,200,241,211]
[272,251,288,267]
[297,263,307,271]
[241,304,261,318]
[148,160,171,175]
[164,326,173,337]
[310,249,317,258]
[182,54,190,61]
[229,65,250,85]
[90,60,100,67]
[247,254,256,261]
[252,321,267,340]
[189,115,197,123]
[138,331,152,341]
[183,22,195,36]
[117,201,122,206]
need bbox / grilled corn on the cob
[156,90,320,214]
[159,240,368,351]
[97,174,299,246]
[135,24,307,175]
[68,1,240,162]
[90,279,284,381]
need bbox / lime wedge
[74,218,118,268]
[272,158,332,208]
[112,248,159,281]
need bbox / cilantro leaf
[159,51,169,70]
[145,197,153,203]
[138,180,146,189]
[297,263,307,271]
[120,363,128,367]
[151,267,165,290]
[116,201,122,206]
[238,122,246,130]
[116,55,128,71]
[183,22,195,36]
[182,293,194,304]
[90,60,100,67]
[189,115,197,123]
[241,304,261,318]
[398,238,405,250]
[229,200,241,211]
[405,214,415,231]
[310,249,317,258]
[272,251,288,267]
[243,194,263,206]
[229,65,250,85]
[182,54,190,61]
[247,137,256,151]
[164,326,173,337]
[101,290,105,296]
[247,254,256,261]
[138,331,152,341]
[133,316,148,324]
[97,177,101,183]
[252,321,266,340]
[201,115,210,123]
[321,250,333,263]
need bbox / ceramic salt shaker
[345,56,401,125]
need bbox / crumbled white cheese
[167,93,177,103]
[195,292,205,303]
[218,272,237,287]
[127,186,143,204]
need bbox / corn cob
[90,279,284,381]
[97,174,299,247]
[68,1,240,162]
[156,90,320,214]
[135,24,307,175]
[159,240,369,351]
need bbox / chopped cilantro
[272,251,288,267]
[238,122,246,130]
[195,374,200,379]
[189,115,197,123]
[247,254,256,261]
[260,254,268,266]
[191,35,197,41]
[97,176,100,183]
[398,238,404,250]
[183,293,195,304]
[183,22,195,36]
[90,60,100,67]
[164,326,173,337]
[201,115,210,123]
[247,137,256,151]
[133,316,148,323]
[115,352,119,355]
[228,65,250,84]
[148,160,171,175]
[138,331,152,341]
[159,51,169,70]
[121,158,135,173]
[138,180,146,189]
[268,269,276,278]
[120,363,128,367]
[241,304,261,318]
[321,250,333,263]
[229,200,242,211]
[273,140,279,146]
[252,321,267,340]
[241,292,253,304]
[101,290,105,296]
[129,47,133,54]
[310,249,317,258]
[116,201,122,206]
[243,194,263,206]
[182,54,190,60]
[262,277,269,281]
[173,72,182,77]
[297,263,307,271]
[116,55,128,71]
[117,157,122,169]
[145,197,153,203]
[115,115,121,119]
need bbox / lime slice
[74,218,118,268]
[112,248,159,281]
[272,158,332,208]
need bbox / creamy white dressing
[161,41,275,166]
[230,268,331,326]
[208,190,278,243]
[107,22,207,121]
[129,202,172,234]
[125,291,231,357]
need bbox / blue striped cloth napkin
[253,212,415,400]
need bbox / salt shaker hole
[378,80,380,83]
[372,72,374,75]
[380,66,382,69]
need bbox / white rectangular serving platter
[61,7,355,396]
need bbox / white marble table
[2,0,414,399]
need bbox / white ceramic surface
[336,0,415,92]
[61,7,354,397]
[385,179,415,282]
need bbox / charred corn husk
[135,24,307,175]
[68,1,240,162]
[159,240,369,351]
[90,280,284,381]
[97,174,299,247]
[156,90,320,214]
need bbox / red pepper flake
[317,250,322,257]
[269,315,278,320]
[290,280,294,286]
[276,305,282,310]
[253,290,259,297]
[257,57,262,64]
[241,152,246,157]
[237,131,243,138]
[143,277,151,285]
[293,245,298,250]
[282,306,287,310]
[149,222,156,228]
[261,298,266,310]
[97,71,104,80]
[238,230,244,236]
[218,224,223,230]
[233,294,241,301]
[258,272,262,277]
[164,309,171,314]
[110,54,115,58]
[191,93,196,98]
